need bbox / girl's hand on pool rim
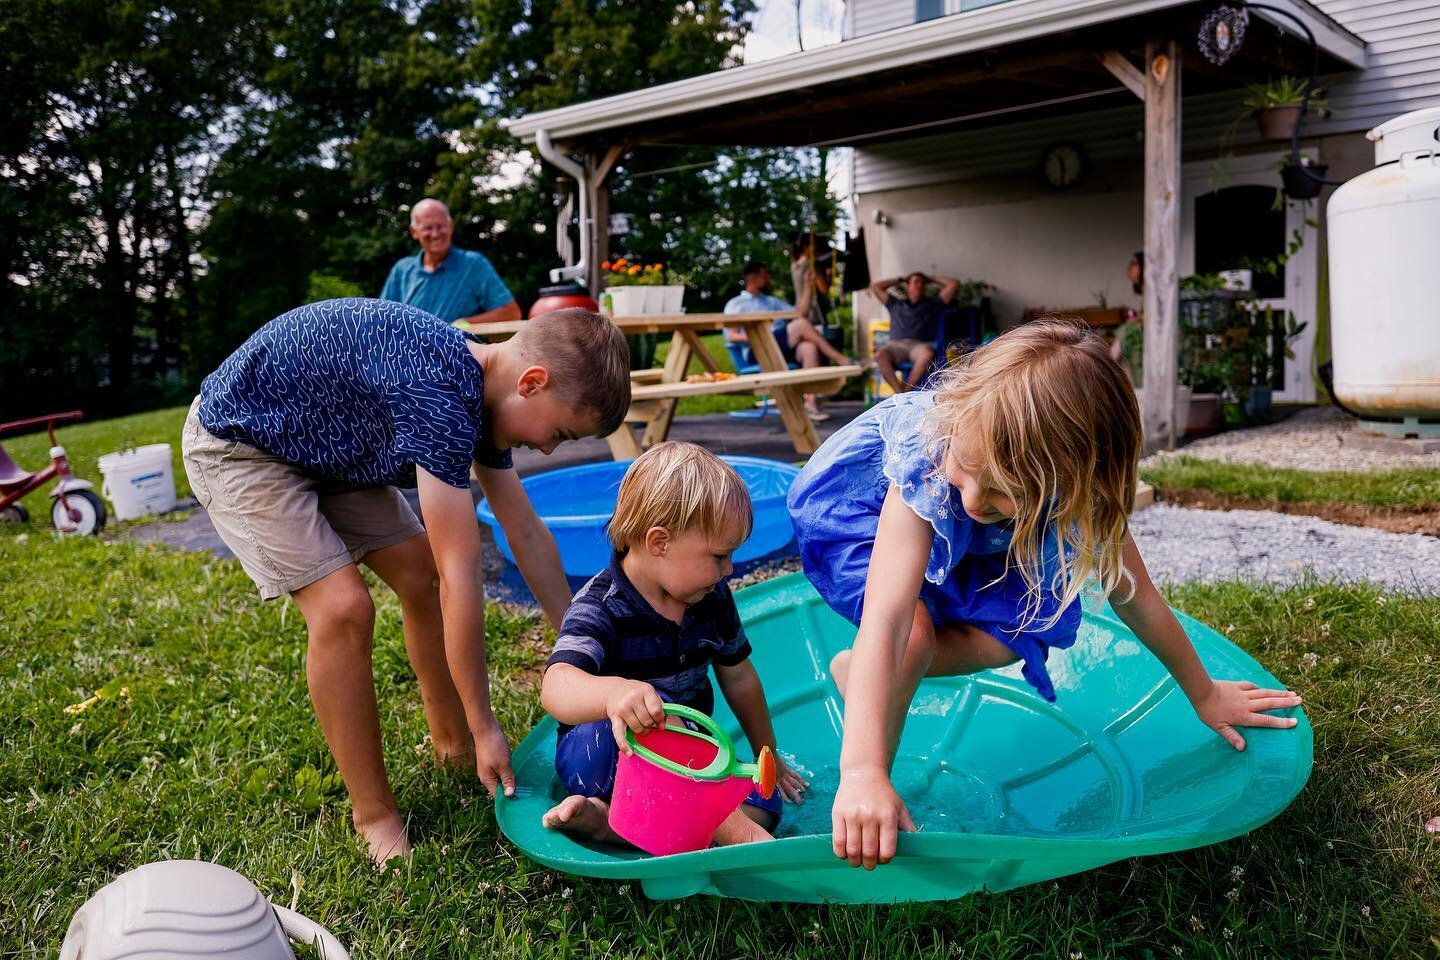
[1195,679,1302,751]
[832,766,916,869]
[606,680,667,753]
[773,755,809,804]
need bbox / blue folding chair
[725,319,798,420]
[893,306,983,389]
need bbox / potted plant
[1243,77,1327,142]
[1278,152,1329,200]
[600,258,687,315]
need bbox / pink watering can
[609,703,777,856]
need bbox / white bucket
[99,444,177,520]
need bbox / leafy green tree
[193,0,479,374]
[439,0,836,313]
[1,0,262,419]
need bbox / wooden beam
[584,144,627,296]
[1141,39,1182,453]
[1097,50,1146,100]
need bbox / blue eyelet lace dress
[786,391,1081,702]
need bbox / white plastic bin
[99,444,177,520]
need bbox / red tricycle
[0,410,107,536]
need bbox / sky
[743,0,847,64]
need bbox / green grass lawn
[1140,456,1440,510]
[3,530,1437,957]
[3,405,193,523]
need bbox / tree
[194,0,479,375]
[440,0,836,311]
[1,0,262,419]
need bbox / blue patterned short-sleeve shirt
[199,298,511,489]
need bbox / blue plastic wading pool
[476,457,800,577]
[496,573,1312,904]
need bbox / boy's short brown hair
[608,442,753,551]
[513,307,631,436]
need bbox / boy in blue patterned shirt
[540,442,808,846]
[181,298,630,865]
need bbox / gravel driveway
[1130,503,1440,594]
[128,499,1440,598]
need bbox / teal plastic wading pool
[496,573,1311,903]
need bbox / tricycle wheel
[1,504,28,525]
[51,490,106,536]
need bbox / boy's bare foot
[542,795,621,844]
[433,739,476,770]
[830,649,851,698]
[356,813,412,869]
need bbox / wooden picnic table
[460,312,861,460]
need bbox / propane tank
[1327,106,1440,424]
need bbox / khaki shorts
[876,338,936,363]
[181,398,425,600]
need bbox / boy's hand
[606,680,666,753]
[832,766,916,870]
[472,715,516,798]
[774,754,809,804]
[1194,679,1302,751]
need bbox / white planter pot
[606,284,686,315]
[656,284,685,313]
[1133,385,1195,429]
[606,286,648,316]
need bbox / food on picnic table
[685,371,738,383]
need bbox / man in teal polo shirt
[380,198,522,325]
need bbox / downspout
[534,129,589,285]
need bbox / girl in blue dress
[787,319,1302,870]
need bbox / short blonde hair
[513,307,631,435]
[925,318,1142,628]
[608,442,753,550]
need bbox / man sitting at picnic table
[380,198,522,326]
[868,271,962,393]
[723,260,852,422]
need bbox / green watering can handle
[625,703,775,795]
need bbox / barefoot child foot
[542,795,622,844]
[356,813,413,868]
[713,807,775,846]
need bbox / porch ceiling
[504,0,1363,152]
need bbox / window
[1194,185,1285,299]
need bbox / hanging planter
[1281,161,1328,199]
[1243,78,1327,143]
[1255,105,1302,141]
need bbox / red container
[529,282,598,318]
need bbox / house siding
[1312,0,1440,133]
[851,0,1440,193]
[846,0,917,39]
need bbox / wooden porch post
[584,145,626,297]
[1142,39,1181,452]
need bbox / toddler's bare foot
[542,795,621,844]
[713,808,774,846]
[356,813,412,869]
[830,649,852,698]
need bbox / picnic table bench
[462,312,861,461]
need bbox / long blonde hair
[924,318,1141,627]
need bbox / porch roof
[503,0,1364,151]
